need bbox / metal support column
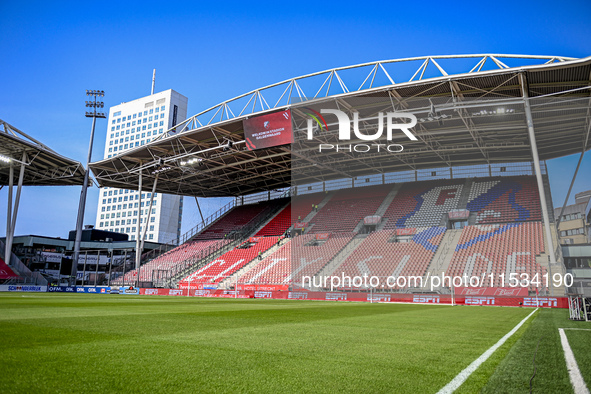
[122,250,127,285]
[194,197,205,224]
[135,168,143,287]
[82,251,88,286]
[520,73,557,266]
[5,161,13,265]
[140,175,159,253]
[556,119,591,227]
[4,152,26,267]
[107,249,113,287]
[72,113,96,283]
[94,250,100,286]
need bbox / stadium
[2,54,591,392]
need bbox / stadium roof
[89,54,591,197]
[0,119,86,186]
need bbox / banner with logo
[135,287,568,308]
[364,215,381,225]
[47,286,77,293]
[396,228,416,236]
[0,285,47,292]
[448,209,470,219]
[244,110,293,150]
[455,287,528,296]
[122,286,139,295]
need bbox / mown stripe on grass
[436,308,538,394]
[559,328,590,394]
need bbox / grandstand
[330,227,447,290]
[466,177,542,224]
[109,172,559,297]
[307,185,390,233]
[238,232,355,286]
[81,54,590,299]
[179,237,277,287]
[382,180,464,229]
[112,239,229,285]
[194,200,284,240]
[446,221,546,290]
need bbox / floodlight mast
[71,90,106,286]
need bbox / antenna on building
[151,69,156,95]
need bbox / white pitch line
[436,308,538,394]
[559,328,590,394]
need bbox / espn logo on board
[465,296,495,305]
[413,295,440,304]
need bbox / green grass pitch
[0,293,589,393]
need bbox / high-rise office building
[95,89,188,243]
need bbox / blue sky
[1,0,590,238]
